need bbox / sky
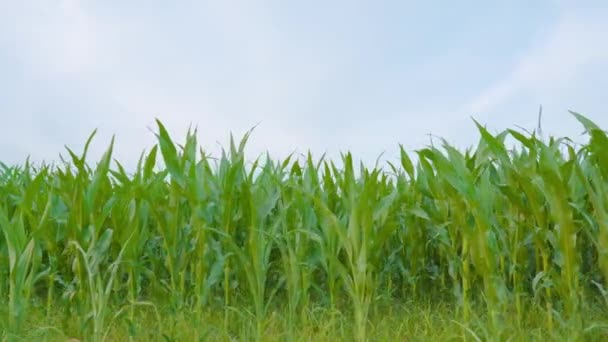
[1,0,607,169]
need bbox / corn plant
[0,112,607,340]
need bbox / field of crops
[2,112,608,341]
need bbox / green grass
[2,112,608,341]
[8,298,608,341]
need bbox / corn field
[2,112,608,341]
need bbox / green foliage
[1,113,608,341]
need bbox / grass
[2,111,608,341]
[8,298,608,341]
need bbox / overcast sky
[1,1,607,168]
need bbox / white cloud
[467,12,608,115]
[0,1,320,166]
[3,1,607,169]
[2,0,111,77]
